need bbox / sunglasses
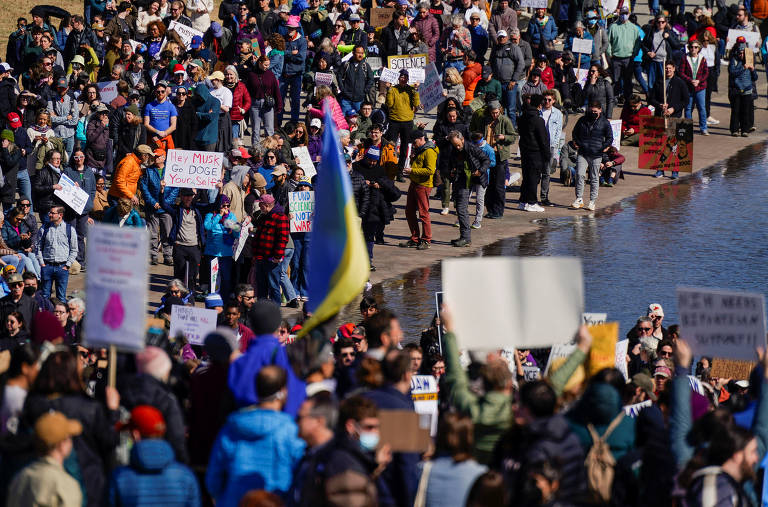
[20,203,30,207]
[639,327,652,332]
[266,155,276,159]
[9,282,22,288]
[659,351,673,357]
[341,352,355,357]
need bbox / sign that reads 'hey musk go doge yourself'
[164,149,224,189]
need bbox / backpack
[584,412,624,503]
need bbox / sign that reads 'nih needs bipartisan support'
[677,287,767,361]
[164,149,223,189]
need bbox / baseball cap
[410,129,426,142]
[399,68,409,77]
[92,22,105,30]
[497,30,508,38]
[6,273,22,284]
[631,373,658,401]
[136,144,153,155]
[271,165,288,176]
[190,35,203,49]
[0,63,13,74]
[736,380,750,389]
[238,147,251,159]
[620,5,630,12]
[310,118,322,128]
[7,113,21,129]
[279,3,291,12]
[126,405,166,438]
[56,77,68,89]
[654,365,671,378]
[287,15,301,28]
[648,303,664,317]
[210,21,224,38]
[209,70,225,81]
[482,65,492,78]
[35,412,83,447]
[346,109,358,117]
[153,148,166,158]
[365,25,376,33]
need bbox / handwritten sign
[291,146,316,180]
[407,67,425,84]
[521,0,548,7]
[418,62,445,112]
[97,80,119,104]
[315,72,334,88]
[55,173,89,215]
[379,67,400,85]
[168,305,218,346]
[571,37,593,55]
[623,400,652,418]
[582,312,607,326]
[288,191,315,232]
[388,53,428,70]
[210,257,219,293]
[726,28,760,52]
[370,7,395,27]
[615,339,629,380]
[610,119,622,150]
[588,322,619,376]
[164,149,223,189]
[84,224,149,351]
[677,287,767,361]
[410,374,438,436]
[639,116,694,173]
[368,56,383,71]
[544,343,576,376]
[573,68,588,88]
[167,20,205,49]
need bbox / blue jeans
[503,82,520,128]
[232,122,241,140]
[290,235,309,298]
[1,254,23,272]
[685,88,707,131]
[21,253,40,277]
[647,61,664,93]
[41,264,69,302]
[279,73,303,123]
[256,259,281,304]
[649,0,659,15]
[279,248,297,302]
[634,64,649,95]
[340,99,362,116]
[16,169,32,209]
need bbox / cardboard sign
[638,116,694,173]
[288,191,315,232]
[418,63,445,113]
[97,80,119,104]
[609,120,622,150]
[521,0,547,7]
[572,37,593,55]
[387,53,428,70]
[210,257,219,293]
[370,7,395,27]
[315,72,334,88]
[588,322,619,376]
[84,224,149,351]
[615,339,629,380]
[379,67,400,85]
[677,287,767,361]
[726,29,761,52]
[745,48,754,67]
[167,20,205,49]
[164,149,224,189]
[410,375,438,436]
[710,359,756,380]
[168,305,218,346]
[442,257,584,351]
[378,410,432,452]
[582,313,608,326]
[291,146,316,179]
[55,173,90,215]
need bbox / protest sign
[521,0,547,7]
[544,344,577,376]
[210,257,219,293]
[624,400,652,418]
[379,67,400,85]
[639,116,694,173]
[702,45,716,66]
[582,313,608,326]
[435,291,444,353]
[167,20,204,49]
[615,339,629,380]
[573,68,588,88]
[84,224,148,351]
[411,375,439,436]
[97,80,119,104]
[442,257,584,350]
[677,287,767,361]
[588,322,619,376]
[164,149,223,189]
[367,57,383,71]
[418,63,445,113]
[129,39,143,53]
[233,221,252,261]
[571,38,593,55]
[710,359,756,380]
[370,7,395,27]
[291,146,316,179]
[378,410,432,452]
[601,0,620,15]
[407,67,425,84]
[609,120,622,150]
[726,29,760,52]
[315,72,334,88]
[745,48,754,67]
[54,173,90,215]
[388,53,428,70]
[288,191,315,232]
[168,306,217,346]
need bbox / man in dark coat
[648,60,689,119]
[517,94,550,212]
[571,100,613,211]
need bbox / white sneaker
[586,200,596,211]
[440,208,449,215]
[706,116,720,125]
[571,198,583,209]
[518,202,526,210]
[525,203,545,212]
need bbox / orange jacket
[462,62,483,106]
[109,153,143,200]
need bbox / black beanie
[248,301,282,335]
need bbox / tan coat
[7,456,83,507]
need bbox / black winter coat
[582,77,615,118]
[380,22,409,60]
[518,106,551,162]
[444,140,490,189]
[0,144,22,206]
[433,120,470,176]
[351,165,399,225]
[33,164,66,215]
[119,373,190,463]
[22,392,119,507]
[336,59,374,103]
[116,117,148,161]
[649,75,689,118]
[0,79,16,120]
[172,99,198,150]
[572,113,613,158]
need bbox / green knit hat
[0,130,13,143]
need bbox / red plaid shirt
[252,210,289,261]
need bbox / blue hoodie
[227,334,307,415]
[205,408,306,504]
[193,85,220,145]
[109,439,200,506]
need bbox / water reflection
[338,143,768,342]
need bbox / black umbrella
[30,5,71,20]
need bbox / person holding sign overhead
[385,69,420,181]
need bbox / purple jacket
[307,134,322,162]
[411,14,440,64]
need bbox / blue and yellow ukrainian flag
[298,108,370,337]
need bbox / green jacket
[352,116,372,142]
[469,112,518,163]
[607,21,640,59]
[408,141,438,188]
[475,78,503,103]
[443,331,511,464]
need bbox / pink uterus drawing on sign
[102,292,125,330]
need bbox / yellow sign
[588,322,619,376]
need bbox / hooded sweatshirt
[222,164,249,221]
[205,407,306,504]
[193,84,220,145]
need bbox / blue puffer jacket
[203,211,237,257]
[283,34,307,77]
[205,407,306,504]
[527,16,557,45]
[103,206,146,227]
[138,167,179,216]
[109,439,200,506]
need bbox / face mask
[23,286,36,297]
[359,431,379,451]
[588,18,597,26]
[249,23,257,29]
[587,111,598,121]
